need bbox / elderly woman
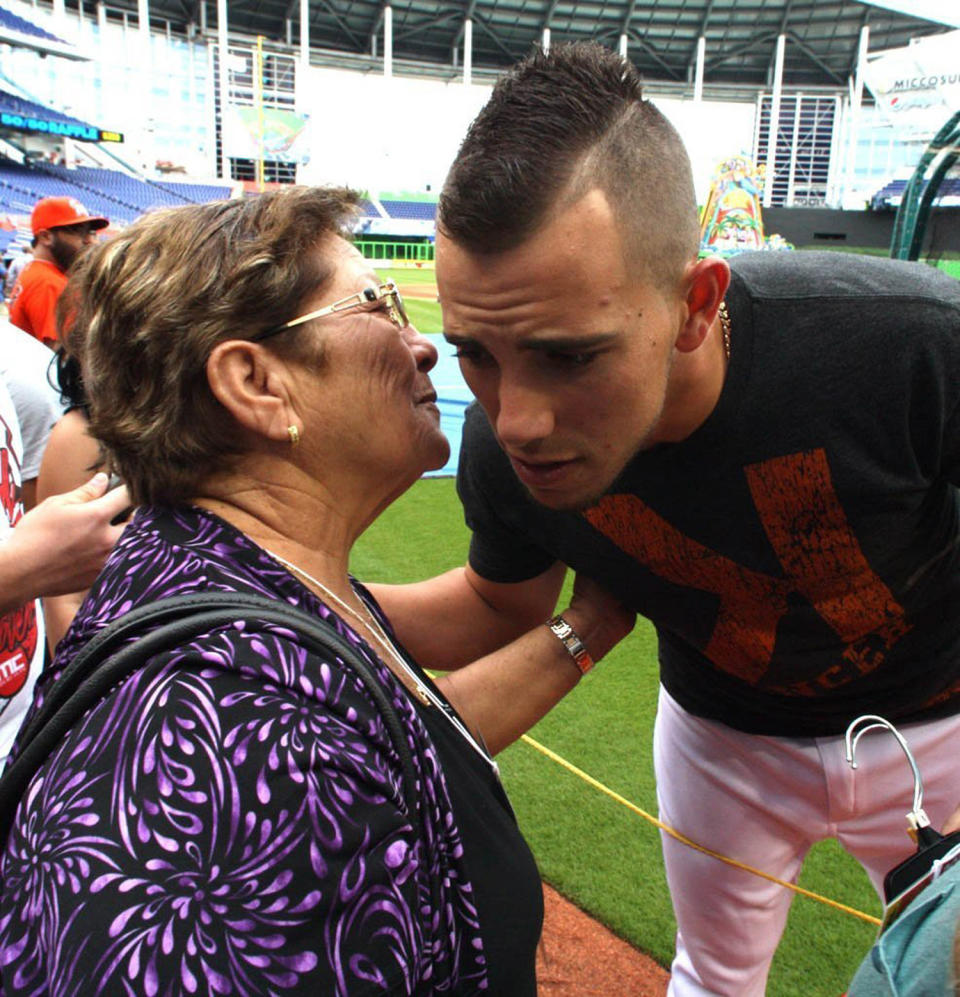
[0,187,632,995]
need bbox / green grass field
[796,245,960,280]
[355,258,951,993]
[934,258,960,280]
[402,297,443,334]
[380,265,439,285]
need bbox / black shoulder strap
[0,592,422,846]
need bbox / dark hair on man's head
[69,186,359,506]
[439,42,699,289]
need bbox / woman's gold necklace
[268,551,430,704]
[264,549,499,776]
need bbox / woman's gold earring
[287,425,300,447]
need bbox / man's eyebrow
[522,333,619,352]
[443,331,619,350]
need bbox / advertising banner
[222,106,310,164]
[862,30,960,138]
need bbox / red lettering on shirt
[0,410,34,699]
[0,420,18,526]
[583,448,910,688]
[746,451,911,677]
[0,601,35,698]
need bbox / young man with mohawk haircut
[372,41,960,996]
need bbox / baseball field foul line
[520,734,883,927]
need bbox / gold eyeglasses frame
[252,279,409,342]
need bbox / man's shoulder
[729,251,960,309]
[9,260,66,340]
[0,322,62,464]
[0,379,21,462]
[17,258,66,290]
[458,402,541,521]
[463,400,493,435]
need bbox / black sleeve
[456,403,558,583]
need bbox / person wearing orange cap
[8,196,108,348]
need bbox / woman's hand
[561,572,636,664]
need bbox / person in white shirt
[0,379,128,764]
[0,320,65,509]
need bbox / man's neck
[650,312,729,446]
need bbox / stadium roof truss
[66,0,952,91]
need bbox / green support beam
[890,110,960,261]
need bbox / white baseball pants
[653,685,960,996]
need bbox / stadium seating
[870,180,907,209]
[379,199,437,221]
[154,180,233,202]
[0,229,18,255]
[871,177,960,210]
[0,154,433,229]
[0,5,63,43]
[0,159,140,223]
[0,158,234,226]
[42,164,231,211]
[0,143,439,231]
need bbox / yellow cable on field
[520,733,883,928]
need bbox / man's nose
[494,379,556,449]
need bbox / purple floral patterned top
[0,506,540,995]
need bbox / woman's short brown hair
[68,186,359,506]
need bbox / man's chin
[519,478,611,514]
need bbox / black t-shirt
[458,252,960,736]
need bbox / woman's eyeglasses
[253,280,409,342]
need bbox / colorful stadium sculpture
[698,154,793,257]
